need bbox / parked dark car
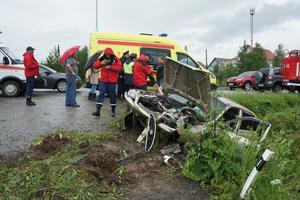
[34,65,82,92]
[256,67,282,92]
[227,71,262,91]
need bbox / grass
[183,92,300,199]
[0,131,123,200]
[226,92,300,199]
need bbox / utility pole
[250,7,255,47]
[96,0,99,32]
[205,49,208,68]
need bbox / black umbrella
[85,50,103,69]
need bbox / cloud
[1,0,300,64]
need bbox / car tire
[1,80,21,97]
[244,82,252,91]
[56,79,67,92]
[272,83,282,93]
[288,86,296,93]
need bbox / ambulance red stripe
[0,65,24,70]
[97,40,175,49]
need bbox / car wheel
[288,86,296,93]
[1,80,21,97]
[272,83,282,93]
[56,79,67,92]
[244,82,252,91]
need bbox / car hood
[228,76,239,81]
[163,58,211,110]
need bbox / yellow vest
[123,62,134,74]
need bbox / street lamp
[250,7,255,47]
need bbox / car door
[0,50,12,80]
[227,117,271,145]
[34,66,48,88]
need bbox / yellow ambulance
[87,32,217,89]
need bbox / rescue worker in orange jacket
[23,46,39,106]
[92,48,122,117]
[133,54,156,90]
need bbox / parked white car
[0,46,26,96]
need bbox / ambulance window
[140,48,171,66]
[177,53,197,68]
[0,52,9,65]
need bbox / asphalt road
[0,88,127,155]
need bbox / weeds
[183,92,300,199]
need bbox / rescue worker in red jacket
[133,54,156,90]
[92,48,122,117]
[23,46,39,106]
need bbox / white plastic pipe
[240,149,274,198]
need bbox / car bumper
[227,82,239,88]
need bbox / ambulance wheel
[2,80,21,97]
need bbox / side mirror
[3,56,10,65]
[45,71,51,75]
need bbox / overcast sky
[1,0,300,64]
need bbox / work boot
[88,93,93,101]
[92,105,101,117]
[111,106,116,118]
[26,98,36,106]
[92,93,97,101]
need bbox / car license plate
[228,83,234,86]
[258,84,264,87]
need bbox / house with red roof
[245,44,276,67]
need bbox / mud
[30,134,69,159]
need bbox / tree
[212,63,238,86]
[75,46,88,81]
[44,45,64,72]
[44,45,88,81]
[272,44,285,67]
[236,42,268,72]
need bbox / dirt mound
[78,143,124,185]
[30,134,69,159]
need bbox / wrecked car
[124,58,271,151]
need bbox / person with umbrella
[85,51,103,101]
[59,46,80,107]
[92,47,122,117]
[23,46,39,106]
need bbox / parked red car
[227,71,262,91]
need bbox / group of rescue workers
[89,47,165,117]
[22,46,165,118]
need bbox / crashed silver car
[124,58,271,151]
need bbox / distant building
[208,57,236,72]
[245,44,275,67]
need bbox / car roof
[218,97,256,117]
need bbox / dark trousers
[136,84,148,91]
[97,82,117,107]
[26,76,35,98]
[65,75,77,106]
[117,79,124,98]
[123,84,133,93]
